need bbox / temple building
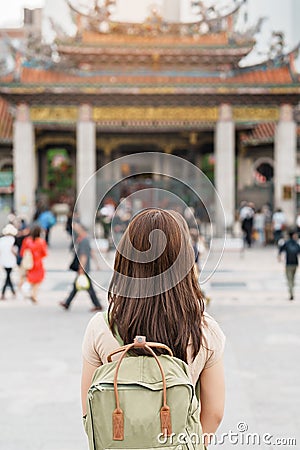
[0,0,299,231]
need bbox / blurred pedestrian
[189,227,211,306]
[20,224,47,303]
[0,224,18,300]
[239,201,255,248]
[189,228,207,274]
[272,208,286,245]
[253,209,266,246]
[7,209,18,228]
[278,230,300,301]
[262,203,273,244]
[37,207,56,245]
[59,223,103,311]
[111,209,130,247]
[14,223,30,291]
[66,210,80,250]
[99,199,115,242]
[66,211,73,238]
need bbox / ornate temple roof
[0,0,298,86]
[241,121,300,146]
[50,1,258,73]
[0,1,299,91]
[0,1,299,113]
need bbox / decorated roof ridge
[106,1,243,28]
[67,0,248,39]
[0,28,57,75]
[241,121,300,145]
[0,63,295,86]
[0,97,13,142]
[195,0,244,20]
[68,0,244,26]
[239,41,300,73]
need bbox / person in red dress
[20,224,47,303]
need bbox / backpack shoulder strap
[103,311,124,346]
[195,378,200,402]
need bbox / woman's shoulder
[82,312,120,366]
[37,237,47,246]
[87,311,107,332]
[30,237,46,251]
[202,311,224,330]
[189,311,226,380]
[88,312,120,343]
[202,311,226,347]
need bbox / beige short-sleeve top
[82,311,225,385]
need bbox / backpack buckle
[134,336,146,347]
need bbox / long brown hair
[108,208,205,362]
[30,224,42,241]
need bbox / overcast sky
[0,0,299,66]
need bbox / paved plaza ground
[0,224,299,449]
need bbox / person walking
[81,209,225,446]
[278,230,300,301]
[262,203,273,244]
[20,224,47,303]
[0,224,18,300]
[37,207,56,246]
[14,223,30,291]
[59,222,103,311]
[239,201,255,247]
[253,208,266,246]
[272,208,286,245]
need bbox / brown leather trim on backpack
[110,336,173,441]
[160,405,172,438]
[112,408,124,441]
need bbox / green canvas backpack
[84,332,205,450]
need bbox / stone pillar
[214,104,235,236]
[76,104,96,230]
[13,103,36,221]
[274,104,297,224]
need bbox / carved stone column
[214,104,235,236]
[76,104,96,230]
[13,103,36,221]
[274,104,297,224]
